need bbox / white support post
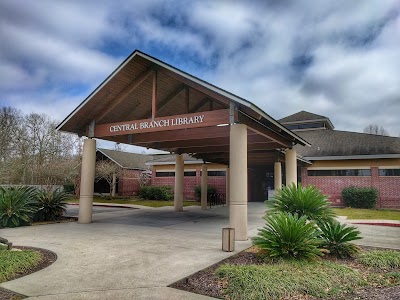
[274,162,282,190]
[225,167,230,206]
[174,154,184,212]
[229,123,248,241]
[201,164,208,210]
[78,138,96,224]
[285,148,297,186]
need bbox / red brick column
[370,167,380,208]
[301,167,308,186]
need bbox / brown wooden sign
[94,109,230,137]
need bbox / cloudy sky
[1,0,400,149]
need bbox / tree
[0,105,82,186]
[135,170,152,188]
[363,124,389,136]
[95,160,122,197]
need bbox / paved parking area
[1,203,399,299]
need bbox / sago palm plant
[0,186,37,228]
[318,220,362,258]
[253,212,324,260]
[34,189,68,221]
[271,183,336,222]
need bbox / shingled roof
[97,148,152,169]
[146,153,202,165]
[294,130,400,158]
[279,111,330,123]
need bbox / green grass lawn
[217,254,400,300]
[333,207,400,220]
[0,250,42,283]
[67,196,200,208]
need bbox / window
[184,171,196,177]
[208,171,226,176]
[379,169,400,176]
[308,169,371,176]
[286,122,325,130]
[155,172,175,177]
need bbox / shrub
[63,184,75,194]
[139,186,173,200]
[194,185,217,200]
[271,183,336,222]
[318,220,362,258]
[358,250,400,269]
[252,212,323,260]
[342,186,378,208]
[34,189,68,221]
[0,186,37,228]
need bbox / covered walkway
[57,50,310,240]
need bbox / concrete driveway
[1,203,399,299]
[0,203,266,299]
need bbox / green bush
[271,183,336,222]
[318,220,362,258]
[0,186,37,228]
[139,186,173,201]
[63,184,75,194]
[342,186,378,208]
[34,189,68,221]
[358,250,400,269]
[194,185,217,200]
[252,212,323,260]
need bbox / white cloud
[1,0,400,139]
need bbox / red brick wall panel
[118,169,142,196]
[379,176,400,208]
[305,176,371,206]
[304,166,400,208]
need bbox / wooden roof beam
[238,111,291,147]
[161,68,231,108]
[175,142,280,154]
[190,97,210,113]
[96,67,154,123]
[138,84,185,119]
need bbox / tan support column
[285,148,297,186]
[174,154,184,212]
[201,164,208,210]
[229,123,248,241]
[78,138,96,224]
[111,172,117,197]
[225,167,230,206]
[274,162,282,190]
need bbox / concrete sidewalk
[0,203,266,300]
[1,203,399,299]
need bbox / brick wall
[118,169,142,196]
[379,176,400,208]
[302,166,400,208]
[150,168,226,200]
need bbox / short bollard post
[222,228,235,252]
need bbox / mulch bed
[170,246,400,300]
[0,246,57,300]
[32,216,77,226]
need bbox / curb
[67,203,138,209]
[351,222,400,227]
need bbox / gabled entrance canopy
[57,50,309,166]
[57,50,310,241]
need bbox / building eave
[304,154,400,161]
